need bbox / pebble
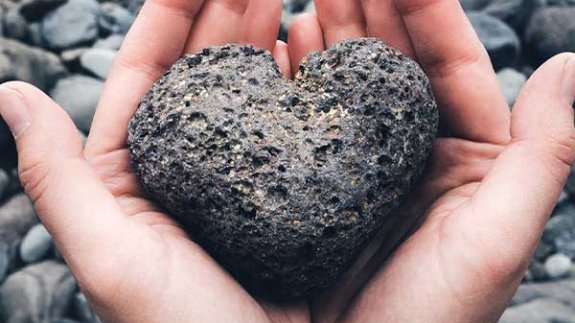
[75,292,102,323]
[19,224,53,264]
[41,0,101,50]
[99,2,134,35]
[19,0,67,22]
[525,7,575,63]
[496,68,526,106]
[80,48,116,79]
[511,279,575,308]
[467,12,521,70]
[460,0,490,11]
[0,168,9,200]
[0,37,67,91]
[3,9,29,42]
[544,253,572,279]
[482,0,543,30]
[0,261,76,323]
[93,34,124,50]
[50,75,104,132]
[500,298,575,323]
[543,205,575,259]
[0,242,9,282]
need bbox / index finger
[84,0,204,159]
[394,0,511,145]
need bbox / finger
[185,0,250,52]
[315,0,367,47]
[288,13,325,76]
[394,0,511,145]
[240,0,282,51]
[461,54,575,273]
[361,0,415,58]
[0,82,135,275]
[85,0,204,159]
[273,41,292,79]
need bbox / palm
[45,0,570,322]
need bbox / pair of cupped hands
[0,0,574,322]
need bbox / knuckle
[18,158,52,206]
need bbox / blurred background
[0,0,574,322]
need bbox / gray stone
[0,194,38,238]
[93,34,124,50]
[0,261,76,323]
[0,242,9,282]
[27,22,44,47]
[50,75,104,132]
[74,293,101,323]
[3,9,29,41]
[60,47,89,65]
[460,0,490,11]
[128,38,438,300]
[497,68,526,106]
[41,0,100,50]
[19,224,53,263]
[543,205,575,259]
[0,194,39,276]
[0,38,67,91]
[500,298,575,323]
[19,0,67,21]
[527,260,550,281]
[97,0,144,14]
[482,0,544,30]
[99,1,134,34]
[0,168,8,199]
[525,7,575,63]
[544,253,572,279]
[80,48,116,79]
[511,280,575,307]
[468,12,521,70]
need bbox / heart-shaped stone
[128,38,438,301]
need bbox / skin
[0,0,574,322]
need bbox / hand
[287,1,575,322]
[0,1,573,323]
[0,0,303,322]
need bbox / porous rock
[128,38,438,300]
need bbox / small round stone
[19,224,53,263]
[544,253,572,279]
[128,38,438,300]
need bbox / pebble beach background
[0,0,574,322]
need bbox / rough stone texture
[525,7,575,63]
[128,38,438,300]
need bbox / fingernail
[562,56,575,105]
[0,86,31,138]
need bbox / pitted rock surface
[128,38,438,300]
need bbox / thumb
[459,53,575,275]
[0,81,132,277]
